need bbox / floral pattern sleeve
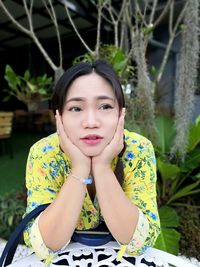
[121,130,160,256]
[28,212,70,265]
[23,134,69,263]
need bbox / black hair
[51,59,125,186]
[52,59,125,114]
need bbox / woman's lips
[80,134,103,145]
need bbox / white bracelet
[69,172,93,185]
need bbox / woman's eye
[69,107,81,112]
[99,104,113,110]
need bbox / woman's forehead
[66,73,115,99]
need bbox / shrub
[0,190,26,240]
[178,206,200,260]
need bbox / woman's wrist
[92,163,112,176]
[67,168,92,186]
[70,167,90,178]
[69,172,93,185]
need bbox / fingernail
[122,108,126,115]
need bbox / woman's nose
[82,110,100,128]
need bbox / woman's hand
[56,110,91,175]
[92,108,125,170]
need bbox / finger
[56,110,68,148]
[56,110,65,137]
[55,110,60,135]
[109,109,125,152]
[116,108,125,138]
[120,107,126,117]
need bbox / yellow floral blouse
[24,129,160,265]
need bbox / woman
[24,60,160,265]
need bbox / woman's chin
[81,148,103,157]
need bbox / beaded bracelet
[69,172,93,185]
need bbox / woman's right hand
[56,110,91,175]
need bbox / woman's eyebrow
[66,97,84,103]
[66,96,115,103]
[96,96,115,101]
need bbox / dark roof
[0,0,99,52]
[0,0,185,53]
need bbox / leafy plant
[154,206,180,255]
[178,206,200,260]
[3,65,53,105]
[0,190,26,240]
[155,116,176,155]
[73,44,134,85]
[155,115,200,207]
[151,115,200,255]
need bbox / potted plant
[3,65,54,111]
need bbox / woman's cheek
[106,124,118,144]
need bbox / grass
[0,131,46,195]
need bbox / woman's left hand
[92,108,125,169]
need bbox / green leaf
[38,88,47,95]
[154,228,180,255]
[8,215,13,226]
[2,95,11,102]
[27,81,37,92]
[196,115,200,125]
[187,117,200,152]
[113,59,127,73]
[24,70,30,81]
[159,206,179,228]
[112,49,126,73]
[155,116,176,154]
[196,172,200,178]
[154,206,180,254]
[4,64,21,91]
[150,65,159,77]
[157,158,180,181]
[168,180,200,203]
[181,149,200,172]
[143,24,154,35]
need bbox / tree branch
[62,0,94,55]
[119,9,126,49]
[0,0,31,36]
[95,0,103,59]
[153,0,172,29]
[0,0,60,72]
[156,1,188,84]
[103,0,118,46]
[169,0,174,35]
[149,0,158,25]
[43,0,63,68]
[135,0,148,28]
[117,0,127,24]
[22,0,33,32]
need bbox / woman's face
[62,72,120,157]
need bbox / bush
[178,206,200,260]
[0,190,26,240]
